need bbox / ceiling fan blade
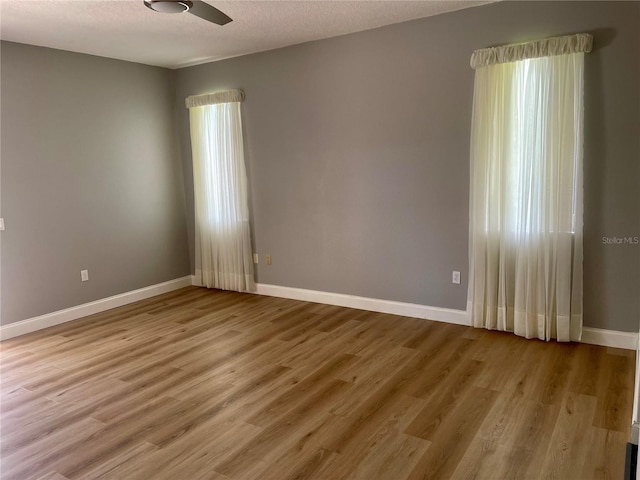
[189,1,232,25]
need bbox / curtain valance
[185,89,245,109]
[470,33,593,69]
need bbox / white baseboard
[6,275,631,349]
[631,422,640,445]
[252,283,637,350]
[581,327,638,350]
[254,283,470,326]
[0,276,193,341]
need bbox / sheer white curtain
[468,34,592,342]
[187,89,255,292]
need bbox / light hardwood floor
[0,286,634,479]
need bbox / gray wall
[175,1,640,332]
[1,41,190,325]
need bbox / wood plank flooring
[0,286,635,479]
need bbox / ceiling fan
[143,1,232,26]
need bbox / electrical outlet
[0,218,5,231]
[81,270,89,282]
[253,253,259,264]
[265,254,272,266]
[452,271,461,285]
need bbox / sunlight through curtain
[468,34,592,342]
[187,89,255,292]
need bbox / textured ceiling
[0,0,491,69]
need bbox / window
[186,89,255,292]
[467,34,591,342]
